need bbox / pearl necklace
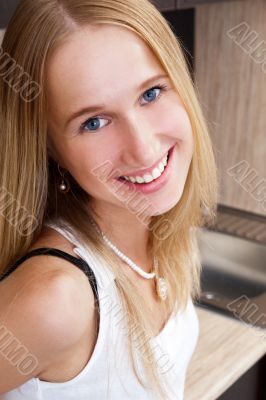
[89,216,168,301]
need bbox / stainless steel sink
[197,228,266,329]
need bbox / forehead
[45,24,165,115]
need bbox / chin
[142,193,183,218]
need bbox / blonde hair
[0,0,218,398]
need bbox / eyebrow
[64,73,169,129]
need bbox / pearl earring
[57,163,70,193]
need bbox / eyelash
[78,83,168,134]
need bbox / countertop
[184,306,266,400]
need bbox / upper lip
[117,146,172,178]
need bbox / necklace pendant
[155,277,168,301]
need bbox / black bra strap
[1,248,99,308]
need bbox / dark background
[0,0,19,28]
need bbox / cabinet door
[195,0,266,216]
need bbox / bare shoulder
[3,225,91,289]
[0,225,95,336]
[0,227,96,393]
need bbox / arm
[0,265,95,394]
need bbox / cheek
[155,101,193,140]
[168,106,194,161]
[66,144,115,186]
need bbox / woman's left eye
[79,84,168,133]
[141,84,167,104]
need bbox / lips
[114,143,175,194]
[117,146,173,180]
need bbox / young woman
[0,0,218,399]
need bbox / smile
[115,144,176,195]
[119,151,170,184]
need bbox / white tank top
[0,221,199,400]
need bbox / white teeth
[135,176,145,183]
[158,162,165,173]
[143,174,154,183]
[162,155,168,167]
[151,167,161,179]
[120,150,169,184]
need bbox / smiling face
[45,24,194,220]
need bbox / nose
[119,112,161,168]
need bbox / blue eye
[81,118,107,132]
[79,83,168,133]
[142,87,161,103]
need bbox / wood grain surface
[185,306,266,400]
[195,0,266,217]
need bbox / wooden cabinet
[195,0,266,217]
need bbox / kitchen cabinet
[157,1,266,220]
[195,0,266,217]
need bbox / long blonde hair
[0,0,218,398]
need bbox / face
[46,24,194,221]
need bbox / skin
[45,24,194,270]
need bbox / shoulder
[5,224,92,291]
[0,266,95,351]
[0,228,96,378]
[0,269,96,393]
